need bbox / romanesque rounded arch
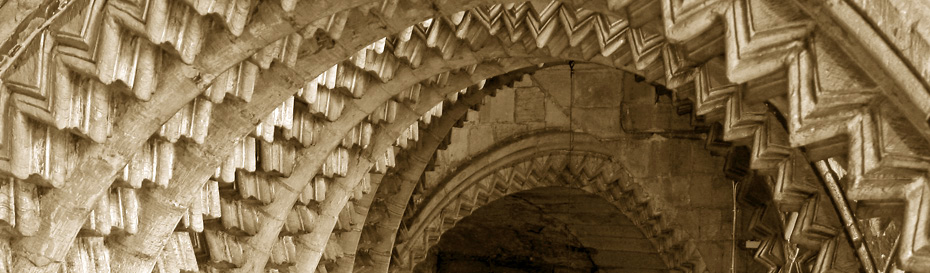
[7,1,633,271]
[0,0,928,272]
[229,63,547,273]
[93,3,682,271]
[374,130,710,272]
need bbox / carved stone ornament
[0,0,926,272]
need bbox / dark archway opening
[414,187,668,273]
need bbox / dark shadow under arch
[415,186,668,273]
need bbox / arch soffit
[139,11,660,269]
[393,130,708,272]
[0,0,929,272]
[99,2,687,270]
[196,2,928,272]
[234,61,550,272]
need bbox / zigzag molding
[383,132,708,273]
[0,0,926,272]
[219,62,538,273]
[98,1,657,271]
[345,69,540,273]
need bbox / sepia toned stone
[0,0,927,272]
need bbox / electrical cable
[569,61,575,153]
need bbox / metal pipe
[810,159,878,273]
[732,180,739,273]
[882,234,900,273]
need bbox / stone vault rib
[0,0,929,272]
[337,69,537,273]
[114,1,644,270]
[385,132,702,271]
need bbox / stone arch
[348,80,506,273]
[7,1,636,271]
[0,0,927,272]
[379,130,722,273]
[96,3,690,272]
[232,65,545,273]
[112,52,561,272]
[346,61,724,273]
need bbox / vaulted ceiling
[0,0,928,272]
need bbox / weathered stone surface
[0,0,925,272]
[514,87,545,123]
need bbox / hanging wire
[569,61,575,152]
[732,180,739,273]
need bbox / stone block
[574,107,622,138]
[479,96,492,122]
[622,72,657,103]
[665,176,693,207]
[692,144,725,174]
[689,174,731,208]
[621,103,659,132]
[697,208,727,240]
[482,87,515,123]
[532,65,624,109]
[652,103,677,129]
[467,125,496,155]
[531,68,571,107]
[622,102,691,132]
[514,87,546,123]
[619,140,651,178]
[442,126,470,164]
[544,96,571,128]
[668,140,695,176]
[573,69,623,108]
[675,207,699,230]
[648,138,672,176]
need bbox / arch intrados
[281,67,550,272]
[402,149,621,243]
[234,60,578,271]
[394,145,702,272]
[188,10,676,267]
[351,86,513,272]
[198,11,665,270]
[419,186,667,272]
[23,3,660,268]
[112,25,643,265]
[404,132,621,240]
[9,0,930,271]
